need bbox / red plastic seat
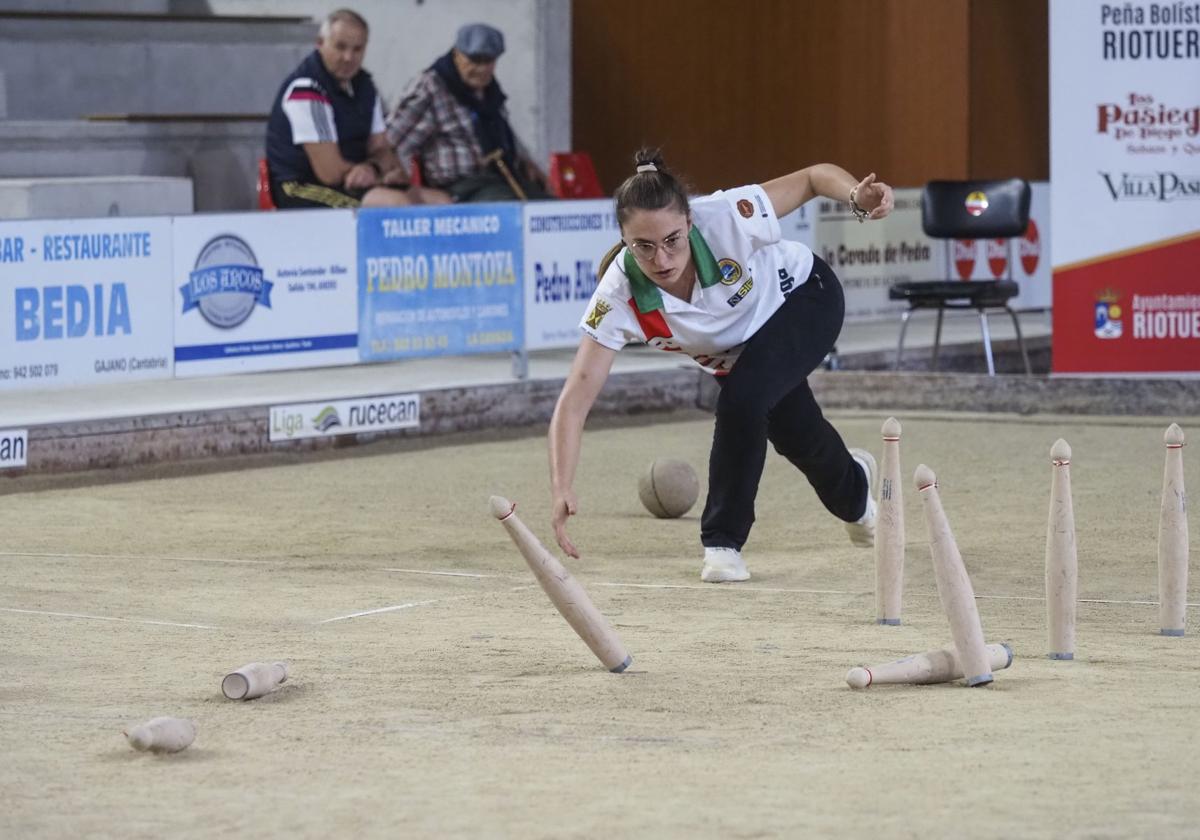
[256,157,276,210]
[548,152,604,198]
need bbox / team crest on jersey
[718,258,742,285]
[585,298,612,329]
[736,199,754,219]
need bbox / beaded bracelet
[849,186,870,223]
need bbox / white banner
[268,392,420,441]
[0,428,27,469]
[1049,0,1200,374]
[0,217,174,391]
[522,199,618,350]
[1050,0,1200,267]
[813,188,940,321]
[173,209,358,377]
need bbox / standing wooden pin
[490,496,631,672]
[1046,439,1077,659]
[915,464,993,687]
[1159,424,1188,637]
[876,417,904,625]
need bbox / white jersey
[579,184,814,375]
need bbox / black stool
[890,179,1032,376]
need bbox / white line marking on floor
[977,593,1200,608]
[318,599,446,623]
[335,568,1200,613]
[597,581,1200,608]
[318,586,534,624]
[596,581,862,596]
[0,551,272,566]
[382,568,503,578]
[0,607,218,629]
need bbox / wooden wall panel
[572,0,1046,192]
[969,0,1050,179]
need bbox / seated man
[266,8,446,208]
[386,23,550,202]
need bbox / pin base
[1160,629,1185,637]
[609,655,632,673]
[876,618,901,626]
[966,673,994,687]
[1047,652,1074,660]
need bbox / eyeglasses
[626,231,688,261]
[465,53,497,65]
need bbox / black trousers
[700,255,867,550]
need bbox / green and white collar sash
[622,226,724,313]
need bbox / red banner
[1052,233,1200,373]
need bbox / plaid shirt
[386,69,529,188]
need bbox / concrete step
[0,119,262,211]
[0,174,193,219]
[0,2,206,13]
[0,10,316,119]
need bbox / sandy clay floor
[1,409,1198,839]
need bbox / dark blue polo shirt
[266,51,381,185]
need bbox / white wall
[208,0,571,167]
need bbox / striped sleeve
[281,77,337,144]
[370,95,386,134]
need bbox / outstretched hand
[551,490,580,558]
[854,173,895,220]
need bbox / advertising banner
[523,200,617,350]
[268,392,420,442]
[172,209,358,377]
[0,217,173,391]
[1050,0,1200,374]
[812,188,940,321]
[358,204,523,361]
[0,428,27,469]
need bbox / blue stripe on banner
[174,333,357,362]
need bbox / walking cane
[482,148,528,201]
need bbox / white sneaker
[700,547,750,583]
[845,448,878,549]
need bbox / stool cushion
[889,280,1018,309]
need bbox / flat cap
[455,23,505,60]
